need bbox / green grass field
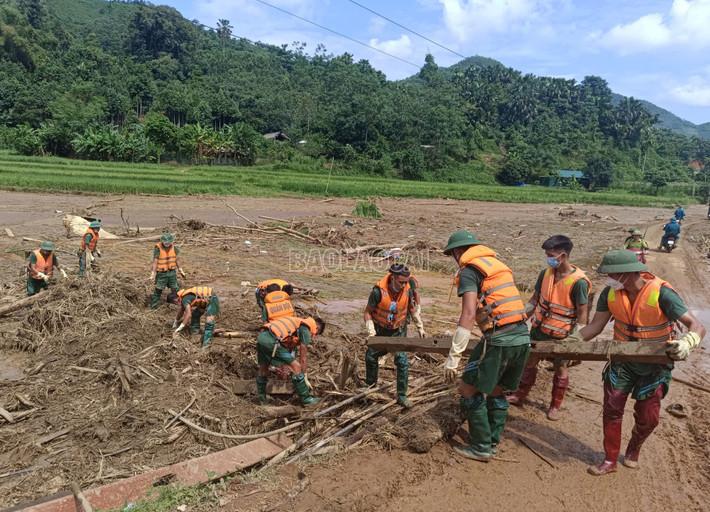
[0,152,687,207]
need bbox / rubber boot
[292,373,319,406]
[624,386,663,469]
[589,383,627,475]
[364,347,380,386]
[150,288,162,309]
[256,375,269,405]
[487,395,509,455]
[547,375,569,421]
[507,366,538,406]
[202,321,215,347]
[454,395,491,462]
[394,352,412,409]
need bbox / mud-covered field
[1,192,708,511]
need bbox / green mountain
[0,0,707,185]
[611,94,709,140]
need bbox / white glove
[36,272,48,281]
[150,271,156,282]
[411,305,426,338]
[174,323,185,334]
[172,319,179,329]
[60,269,68,279]
[365,319,376,338]
[178,268,186,278]
[666,332,702,361]
[86,250,95,264]
[96,249,102,257]
[444,327,471,382]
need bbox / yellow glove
[666,332,702,361]
[365,319,376,338]
[411,305,426,338]
[564,327,584,344]
[444,327,470,383]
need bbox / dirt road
[1,192,708,511]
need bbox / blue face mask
[546,256,561,268]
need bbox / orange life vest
[532,266,591,339]
[155,243,177,272]
[263,290,295,321]
[370,274,412,330]
[455,245,526,332]
[607,273,674,342]
[81,228,100,252]
[29,249,53,279]
[264,316,318,350]
[257,278,289,292]
[177,287,213,310]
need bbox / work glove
[666,331,702,361]
[365,319,376,338]
[444,326,471,383]
[60,269,68,279]
[95,249,102,258]
[150,271,156,282]
[178,268,186,278]
[172,319,179,329]
[36,272,49,283]
[174,323,186,335]
[524,301,536,320]
[564,327,584,344]
[411,304,426,338]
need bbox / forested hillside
[0,0,708,190]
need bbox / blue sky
[165,0,710,124]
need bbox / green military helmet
[598,249,647,274]
[160,233,175,244]
[39,241,55,251]
[630,228,642,236]
[443,230,481,255]
[89,220,101,229]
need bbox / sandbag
[63,214,120,239]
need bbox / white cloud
[670,74,710,107]
[596,0,710,54]
[437,0,543,42]
[369,16,387,35]
[369,35,413,58]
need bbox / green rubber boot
[202,321,215,347]
[256,376,269,404]
[454,395,492,462]
[487,395,510,456]
[395,352,412,409]
[292,373,319,406]
[150,288,162,309]
[364,347,380,386]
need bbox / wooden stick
[0,293,49,317]
[258,215,291,223]
[673,376,710,394]
[0,407,14,423]
[112,236,160,245]
[69,365,109,375]
[36,428,71,446]
[71,482,94,512]
[5,228,15,238]
[167,409,303,440]
[223,202,260,227]
[165,394,197,430]
[517,438,558,469]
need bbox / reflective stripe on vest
[155,244,177,272]
[264,290,295,321]
[370,275,412,330]
[81,228,100,252]
[607,274,673,342]
[30,249,53,278]
[265,316,317,350]
[532,266,591,339]
[177,286,213,309]
[455,245,526,332]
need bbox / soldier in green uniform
[26,241,67,296]
[150,233,186,309]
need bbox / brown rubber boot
[507,366,538,406]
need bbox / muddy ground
[1,192,709,511]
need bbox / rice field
[0,152,686,207]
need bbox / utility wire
[250,0,420,68]
[346,0,466,59]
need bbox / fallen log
[214,330,251,339]
[0,293,50,317]
[367,337,672,364]
[259,405,301,420]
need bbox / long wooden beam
[367,336,671,364]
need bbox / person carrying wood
[364,264,425,409]
[507,235,591,420]
[78,220,101,277]
[26,241,67,296]
[442,230,531,462]
[255,315,326,406]
[255,278,295,321]
[168,286,219,347]
[150,233,186,309]
[572,250,705,476]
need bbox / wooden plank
[367,337,672,364]
[19,434,291,512]
[231,379,293,395]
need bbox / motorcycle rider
[660,218,680,249]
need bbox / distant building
[263,131,290,141]
[540,169,589,188]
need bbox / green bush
[353,200,382,218]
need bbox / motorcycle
[662,236,677,253]
[628,248,647,263]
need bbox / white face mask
[606,277,625,290]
